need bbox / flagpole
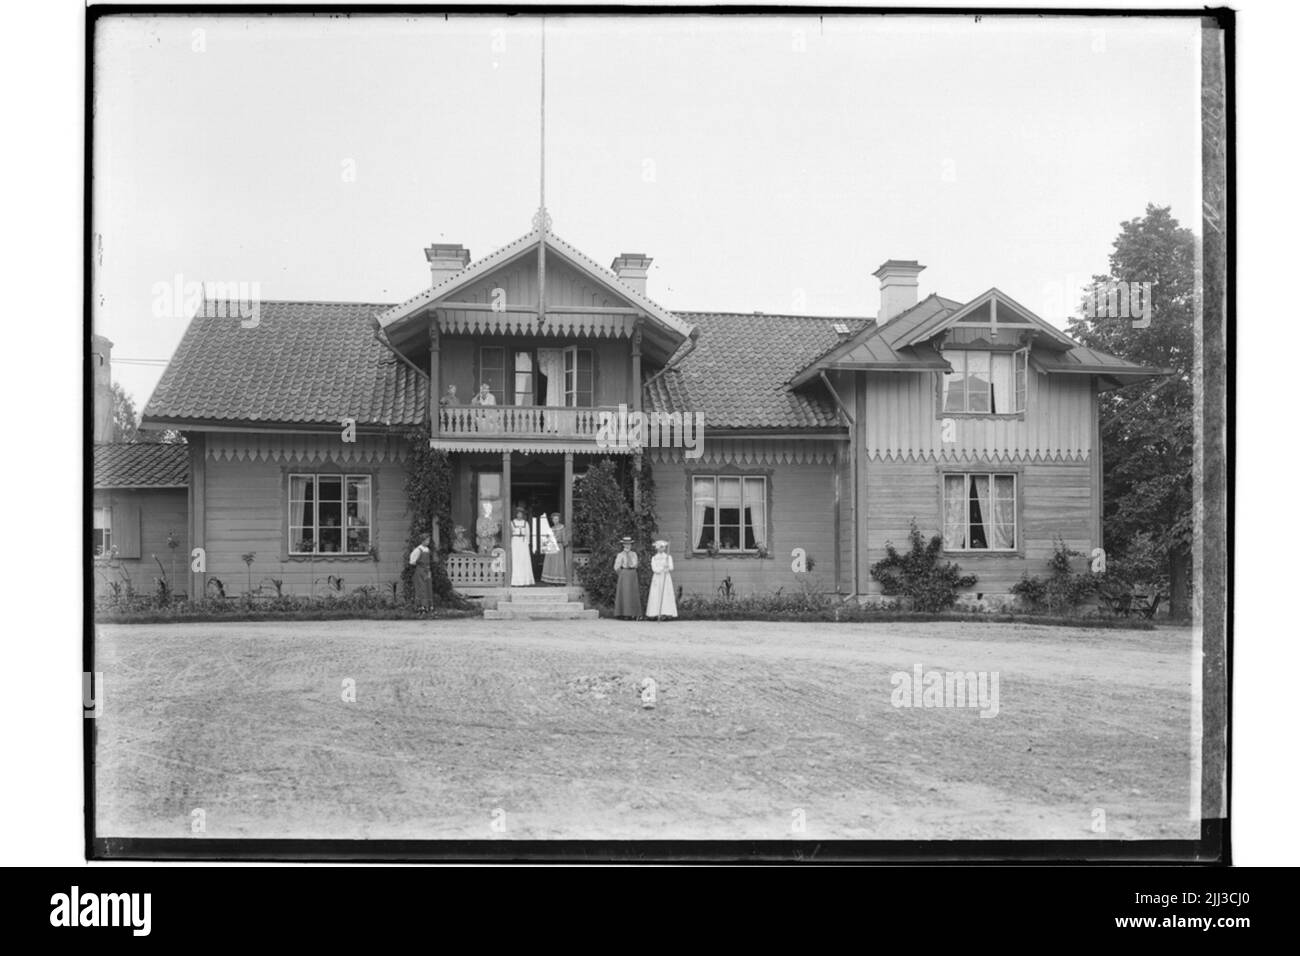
[536,19,547,329]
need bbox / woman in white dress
[646,539,678,621]
[509,506,535,586]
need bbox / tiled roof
[93,442,189,488]
[143,301,426,428]
[645,312,872,429]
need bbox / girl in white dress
[646,540,678,621]
[509,507,535,586]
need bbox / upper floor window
[479,346,593,407]
[289,474,372,555]
[93,506,112,557]
[943,348,1027,414]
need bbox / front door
[511,481,562,579]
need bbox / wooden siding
[92,489,188,598]
[860,368,1092,460]
[200,433,411,598]
[652,455,839,599]
[862,457,1096,596]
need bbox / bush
[1011,537,1097,613]
[401,427,456,606]
[869,520,977,612]
[574,458,657,608]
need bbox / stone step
[504,587,575,602]
[483,607,600,621]
[504,600,587,612]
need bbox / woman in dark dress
[409,533,433,611]
[612,536,641,620]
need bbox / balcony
[437,405,615,441]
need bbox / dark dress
[412,546,433,607]
[613,549,640,619]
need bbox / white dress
[509,518,534,586]
[647,552,677,619]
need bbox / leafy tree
[107,383,183,443]
[1066,204,1195,619]
[574,457,657,608]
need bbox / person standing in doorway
[613,536,641,620]
[509,506,535,587]
[541,511,568,585]
[409,533,433,612]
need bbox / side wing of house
[92,443,190,598]
[794,286,1168,601]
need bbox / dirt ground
[93,618,1199,841]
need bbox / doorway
[511,480,562,580]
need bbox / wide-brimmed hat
[620,536,633,544]
[653,540,669,550]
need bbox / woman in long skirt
[509,506,535,586]
[646,540,678,621]
[612,536,640,619]
[541,512,568,585]
[409,533,433,611]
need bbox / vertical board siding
[862,369,1092,460]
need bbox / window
[289,474,372,554]
[692,475,767,552]
[513,350,535,405]
[479,347,506,404]
[943,349,1028,414]
[93,507,112,557]
[563,346,593,407]
[943,473,1017,551]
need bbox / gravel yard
[93,618,1198,841]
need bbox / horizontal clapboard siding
[203,438,411,598]
[653,455,839,599]
[92,489,189,597]
[862,458,1096,596]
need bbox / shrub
[401,426,456,606]
[1012,537,1097,613]
[869,519,977,612]
[575,458,657,608]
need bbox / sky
[92,13,1202,412]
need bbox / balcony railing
[438,405,613,440]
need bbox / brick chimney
[425,243,471,286]
[92,333,114,442]
[611,253,653,296]
[872,259,926,323]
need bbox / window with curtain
[943,349,1028,414]
[289,474,372,555]
[942,473,1016,551]
[93,506,112,557]
[513,351,535,405]
[692,475,768,552]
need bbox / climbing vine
[401,425,456,605]
[575,456,659,608]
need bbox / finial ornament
[532,206,552,234]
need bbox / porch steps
[482,586,597,621]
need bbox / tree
[1066,204,1195,618]
[110,383,141,441]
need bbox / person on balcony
[646,540,678,621]
[471,383,499,434]
[509,506,534,587]
[409,533,433,612]
[471,383,497,406]
[439,384,460,406]
[541,512,568,585]
[613,536,641,620]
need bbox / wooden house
[140,226,1164,609]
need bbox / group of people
[612,536,678,621]
[408,520,678,620]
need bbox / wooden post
[188,433,205,602]
[429,314,440,435]
[502,450,512,584]
[631,320,643,412]
[563,451,574,584]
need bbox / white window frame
[289,474,373,556]
[93,506,112,557]
[942,472,1018,552]
[691,474,768,554]
[942,348,1028,414]
[562,346,594,407]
